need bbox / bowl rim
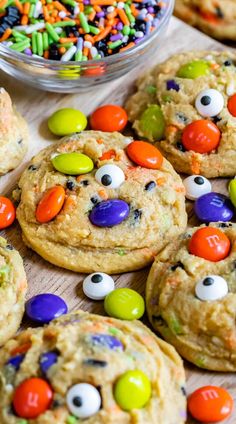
[0,0,174,68]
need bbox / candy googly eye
[66,383,101,418]
[83,272,115,300]
[195,275,228,301]
[183,175,212,200]
[195,89,224,117]
[95,164,125,189]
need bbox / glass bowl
[0,0,173,93]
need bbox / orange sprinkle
[98,188,108,200]
[59,46,66,54]
[47,3,54,10]
[99,149,116,160]
[190,154,201,174]
[96,138,104,144]
[80,3,84,11]
[43,50,49,59]
[166,124,178,134]
[14,0,23,13]
[130,3,138,16]
[55,16,61,21]
[84,34,95,44]
[107,10,117,19]
[23,1,30,14]
[11,342,31,356]
[107,17,115,25]
[108,48,112,54]
[119,42,135,52]
[199,10,219,24]
[0,0,7,8]
[43,5,50,20]
[94,5,101,11]
[117,8,129,25]
[111,29,117,34]
[59,37,78,43]
[88,10,96,20]
[48,17,56,23]
[94,25,112,41]
[21,14,28,24]
[91,0,115,4]
[210,62,220,70]
[83,46,89,56]
[51,9,58,17]
[0,28,12,42]
[156,177,166,186]
[53,1,67,11]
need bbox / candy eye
[83,272,115,300]
[66,383,101,418]
[183,175,212,200]
[195,89,224,117]
[95,164,125,189]
[195,275,228,301]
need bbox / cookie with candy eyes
[13,131,187,274]
[0,237,27,346]
[174,0,236,41]
[126,50,236,178]
[0,88,28,175]
[146,221,236,371]
[0,310,186,424]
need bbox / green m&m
[52,152,94,175]
[48,108,87,136]
[229,179,236,207]
[114,370,151,411]
[139,104,165,141]
[104,288,145,320]
[177,60,210,79]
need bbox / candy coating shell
[48,108,87,136]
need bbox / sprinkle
[25,22,45,33]
[60,44,76,60]
[226,81,235,96]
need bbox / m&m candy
[228,179,236,207]
[114,370,151,411]
[83,272,115,300]
[188,385,234,422]
[104,288,145,320]
[89,199,129,227]
[26,293,68,324]
[139,105,165,141]
[13,378,53,418]
[182,120,221,154]
[40,351,58,374]
[90,105,128,132]
[48,108,87,136]
[126,141,163,169]
[228,93,236,117]
[194,192,234,223]
[52,152,94,175]
[0,196,16,229]
[189,227,231,262]
[36,186,65,223]
[177,60,210,79]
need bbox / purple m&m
[91,334,123,350]
[194,192,234,223]
[40,351,58,374]
[26,293,68,324]
[89,199,129,227]
[7,354,25,370]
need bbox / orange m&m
[36,186,65,223]
[90,105,128,132]
[189,227,230,262]
[0,196,16,229]
[126,141,163,169]
[188,385,234,422]
[182,119,221,153]
[228,93,236,117]
[13,378,53,419]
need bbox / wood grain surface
[0,16,235,423]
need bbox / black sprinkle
[66,180,75,191]
[176,113,188,124]
[83,359,107,367]
[91,274,103,283]
[215,6,224,18]
[176,142,186,152]
[28,164,38,171]
[224,59,233,67]
[181,387,187,397]
[152,315,165,326]
[170,261,184,271]
[91,196,99,205]
[7,406,15,415]
[212,115,222,124]
[145,181,156,191]
[218,222,232,228]
[80,180,90,186]
[17,139,23,145]
[51,400,63,409]
[133,209,142,221]
[6,244,13,250]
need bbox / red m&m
[0,196,16,229]
[13,378,53,418]
[90,105,128,132]
[126,141,163,169]
[188,385,234,422]
[182,119,221,153]
[36,186,65,223]
[189,227,231,262]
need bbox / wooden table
[0,16,235,423]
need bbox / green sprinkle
[109,327,120,335]
[162,94,172,103]
[48,34,54,44]
[67,416,77,424]
[130,28,135,35]
[89,25,100,35]
[118,249,126,256]
[169,315,183,335]
[84,5,93,14]
[94,54,101,59]
[75,50,82,61]
[42,32,49,50]
[52,20,76,27]
[32,31,37,54]
[12,30,27,40]
[0,265,10,285]
[47,0,52,3]
[18,420,28,424]
[36,31,43,56]
[28,3,35,18]
[82,55,88,61]
[79,12,90,33]
[45,22,60,42]
[10,39,30,52]
[62,0,76,5]
[126,11,135,23]
[146,85,156,94]
[109,40,122,49]
[195,356,206,368]
[122,25,130,35]
[57,42,74,48]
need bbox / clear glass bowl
[0,0,173,93]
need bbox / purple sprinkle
[40,351,58,374]
[116,22,123,30]
[147,6,154,12]
[91,334,123,350]
[145,20,151,34]
[152,18,159,27]
[83,0,90,4]
[7,354,25,370]
[96,11,104,17]
[166,79,180,92]
[110,33,123,41]
[24,48,32,56]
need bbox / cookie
[174,0,236,41]
[0,237,27,346]
[13,131,187,274]
[0,88,28,175]
[0,310,186,423]
[146,222,236,371]
[126,50,236,178]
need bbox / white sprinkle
[33,1,42,18]
[99,17,105,27]
[146,13,154,21]
[5,384,14,393]
[123,137,133,145]
[59,10,67,18]
[117,2,124,8]
[205,55,213,61]
[84,41,92,48]
[90,46,98,58]
[122,35,128,43]
[226,81,235,96]
[107,5,114,12]
[61,45,77,61]
[135,31,144,38]
[55,27,63,33]
[6,41,13,47]
[12,25,28,31]
[74,4,80,15]
[25,23,45,34]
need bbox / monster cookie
[126,50,236,178]
[0,310,186,423]
[146,222,236,371]
[0,237,27,346]
[13,131,187,274]
[0,88,28,175]
[174,0,236,41]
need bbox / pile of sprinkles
[0,0,167,61]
